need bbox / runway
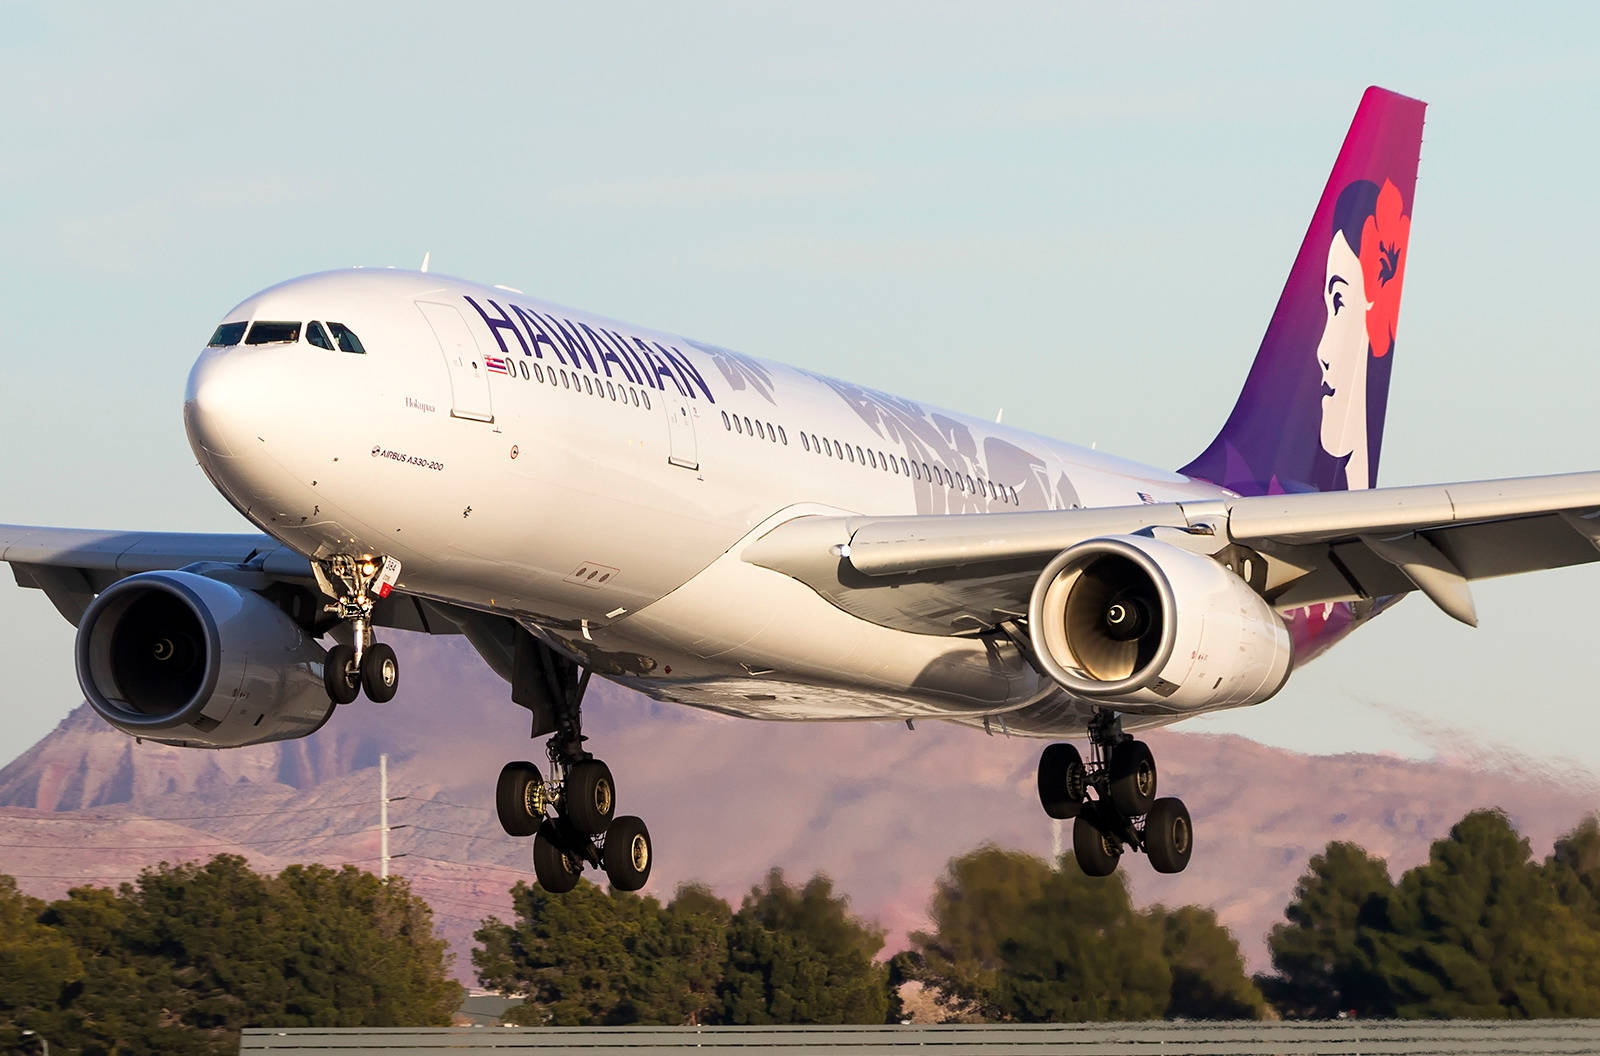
[240,1019,1600,1053]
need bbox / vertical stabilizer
[1181,87,1425,496]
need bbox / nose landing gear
[315,555,402,706]
[1037,710,1193,877]
[495,636,652,893]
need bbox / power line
[0,799,376,823]
[0,826,382,851]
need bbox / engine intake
[1027,534,1291,713]
[76,571,333,748]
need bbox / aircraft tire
[496,761,544,838]
[1145,797,1194,874]
[1037,742,1087,819]
[1108,740,1158,817]
[361,643,399,703]
[533,820,583,894]
[602,815,653,892]
[1073,801,1122,878]
[565,759,617,835]
[324,644,360,705]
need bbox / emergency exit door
[417,301,493,422]
[667,398,699,470]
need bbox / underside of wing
[744,471,1600,635]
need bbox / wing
[0,524,456,635]
[744,471,1600,634]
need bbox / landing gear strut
[315,555,402,705]
[1037,709,1193,877]
[495,635,652,893]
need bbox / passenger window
[734,416,743,435]
[900,457,909,476]
[847,445,855,463]
[801,433,810,452]
[533,363,545,383]
[583,376,594,395]
[630,389,639,406]
[912,462,921,480]
[207,321,247,347]
[305,321,334,350]
[326,322,365,354]
[606,381,616,400]
[722,411,731,430]
[743,416,753,435]
[778,426,787,445]
[642,392,651,410]
[561,370,570,388]
[755,420,766,440]
[867,450,877,469]
[245,321,300,345]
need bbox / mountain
[2,632,1596,981]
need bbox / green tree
[0,876,85,1054]
[1260,841,1393,1018]
[1150,905,1267,1020]
[17,856,460,1055]
[1546,814,1600,926]
[718,869,889,1024]
[909,846,1176,1022]
[1369,809,1600,1018]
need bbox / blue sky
[2,2,1599,778]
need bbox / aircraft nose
[184,348,255,460]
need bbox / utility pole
[375,753,409,881]
[380,752,389,880]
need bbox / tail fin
[1181,87,1426,496]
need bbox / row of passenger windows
[721,409,1020,505]
[207,320,366,354]
[721,410,787,445]
[532,360,653,411]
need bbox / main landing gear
[1036,710,1193,877]
[494,640,652,893]
[316,555,402,706]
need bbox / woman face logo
[1317,229,1372,488]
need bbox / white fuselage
[185,269,1230,732]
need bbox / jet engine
[75,570,333,748]
[1027,534,1291,713]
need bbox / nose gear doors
[417,301,493,423]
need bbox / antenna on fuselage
[995,408,1004,424]
[420,251,431,273]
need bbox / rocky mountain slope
[2,633,1595,980]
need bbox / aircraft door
[666,398,699,470]
[417,301,493,423]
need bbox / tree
[1151,905,1267,1020]
[905,846,1249,1022]
[718,870,889,1024]
[12,856,460,1055]
[1368,809,1600,1018]
[0,876,85,1054]
[1546,814,1600,926]
[1260,841,1393,1017]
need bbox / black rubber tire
[1145,796,1194,874]
[532,820,583,894]
[323,643,360,705]
[1073,801,1122,878]
[496,761,544,838]
[361,642,400,704]
[1037,743,1087,820]
[564,759,616,835]
[602,815,653,892]
[1109,740,1158,817]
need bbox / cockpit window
[207,322,247,347]
[326,321,365,354]
[306,321,334,350]
[245,321,301,345]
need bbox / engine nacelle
[75,571,333,748]
[1027,534,1291,713]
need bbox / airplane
[5,86,1597,894]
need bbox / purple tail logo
[1182,87,1425,496]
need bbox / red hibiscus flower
[1359,179,1410,358]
